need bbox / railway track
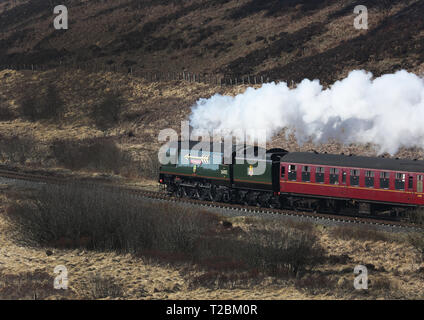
[0,168,423,232]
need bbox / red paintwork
[279,162,424,206]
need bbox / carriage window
[365,171,374,188]
[329,168,339,184]
[302,166,311,182]
[380,172,389,189]
[408,176,414,189]
[315,167,325,183]
[350,169,360,186]
[288,165,297,181]
[418,175,423,193]
[395,173,406,190]
[281,166,286,178]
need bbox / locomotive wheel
[222,190,231,203]
[192,187,201,200]
[176,186,185,198]
[258,193,271,207]
[212,187,223,202]
[200,187,213,201]
[204,185,218,202]
[247,192,260,206]
[268,196,281,209]
[167,183,177,195]
[236,191,248,205]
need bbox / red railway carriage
[279,152,424,209]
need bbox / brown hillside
[1,0,424,84]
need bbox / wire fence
[0,63,296,87]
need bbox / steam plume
[189,70,424,154]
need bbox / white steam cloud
[189,70,424,154]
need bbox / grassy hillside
[1,0,424,84]
[2,0,424,175]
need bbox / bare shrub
[39,84,64,120]
[241,227,324,274]
[6,184,216,256]
[138,151,160,179]
[0,269,73,300]
[187,269,261,290]
[85,274,124,299]
[370,276,395,292]
[0,103,16,121]
[18,84,64,121]
[19,90,39,121]
[91,91,124,130]
[50,138,132,174]
[0,135,35,165]
[329,225,391,242]
[7,184,325,285]
[406,208,424,225]
[408,232,424,261]
[294,273,337,295]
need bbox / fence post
[261,76,263,83]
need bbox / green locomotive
[158,141,287,207]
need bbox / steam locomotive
[158,141,424,217]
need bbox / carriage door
[341,170,348,196]
[407,174,414,201]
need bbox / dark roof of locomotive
[281,152,424,173]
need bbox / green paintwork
[232,157,273,185]
[160,147,229,181]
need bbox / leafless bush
[84,274,124,299]
[187,269,261,290]
[0,269,73,300]
[0,103,16,121]
[0,135,35,165]
[7,183,325,285]
[50,138,132,174]
[19,90,39,121]
[18,84,64,121]
[294,273,337,295]
[406,208,424,225]
[408,232,424,261]
[91,91,124,130]
[6,184,216,256]
[238,226,324,274]
[329,225,391,242]
[138,151,160,179]
[39,84,64,120]
[370,276,396,292]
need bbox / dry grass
[1,182,423,299]
[0,268,75,300]
[2,68,424,171]
[5,184,325,283]
[329,225,393,243]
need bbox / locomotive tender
[158,141,424,216]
